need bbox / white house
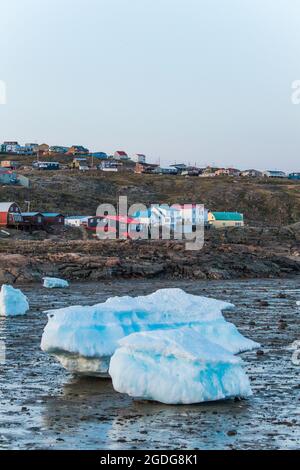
[101,161,118,172]
[134,204,207,233]
[114,151,129,161]
[132,154,146,164]
[65,216,90,227]
[263,170,286,178]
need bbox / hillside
[1,164,300,225]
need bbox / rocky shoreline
[1,225,300,284]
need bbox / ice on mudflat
[41,288,259,376]
[0,284,29,317]
[43,277,69,289]
[109,328,253,404]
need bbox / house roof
[41,213,64,217]
[36,161,59,165]
[22,212,43,217]
[66,215,91,220]
[115,151,127,156]
[71,146,88,151]
[0,202,17,212]
[212,212,244,221]
[265,170,286,175]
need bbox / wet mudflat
[0,278,300,450]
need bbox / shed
[0,202,23,227]
[41,213,65,225]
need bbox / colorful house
[0,170,18,185]
[71,157,89,171]
[263,170,286,178]
[153,166,178,175]
[90,152,108,160]
[67,146,89,156]
[41,213,65,225]
[22,212,45,226]
[135,162,158,174]
[241,169,263,178]
[0,202,23,227]
[1,142,20,154]
[49,146,69,154]
[215,168,240,177]
[208,212,244,229]
[38,144,50,156]
[100,161,118,172]
[1,160,20,169]
[114,151,129,161]
[32,161,60,170]
[288,172,300,180]
[132,154,146,164]
[65,216,91,227]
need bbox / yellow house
[208,212,244,228]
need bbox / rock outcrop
[1,225,300,283]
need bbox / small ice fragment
[0,284,29,317]
[43,277,69,289]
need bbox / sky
[1,0,300,170]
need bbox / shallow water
[0,278,300,450]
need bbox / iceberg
[109,328,253,404]
[0,284,29,317]
[43,277,69,289]
[41,288,259,376]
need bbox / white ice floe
[0,284,29,317]
[41,288,259,376]
[109,328,253,404]
[43,277,69,289]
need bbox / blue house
[288,172,300,180]
[90,152,108,159]
[32,161,60,170]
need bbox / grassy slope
[1,155,300,225]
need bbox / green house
[209,211,244,228]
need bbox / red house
[41,213,65,225]
[0,202,23,228]
[114,151,129,161]
[85,215,145,238]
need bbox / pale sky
[1,0,300,170]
